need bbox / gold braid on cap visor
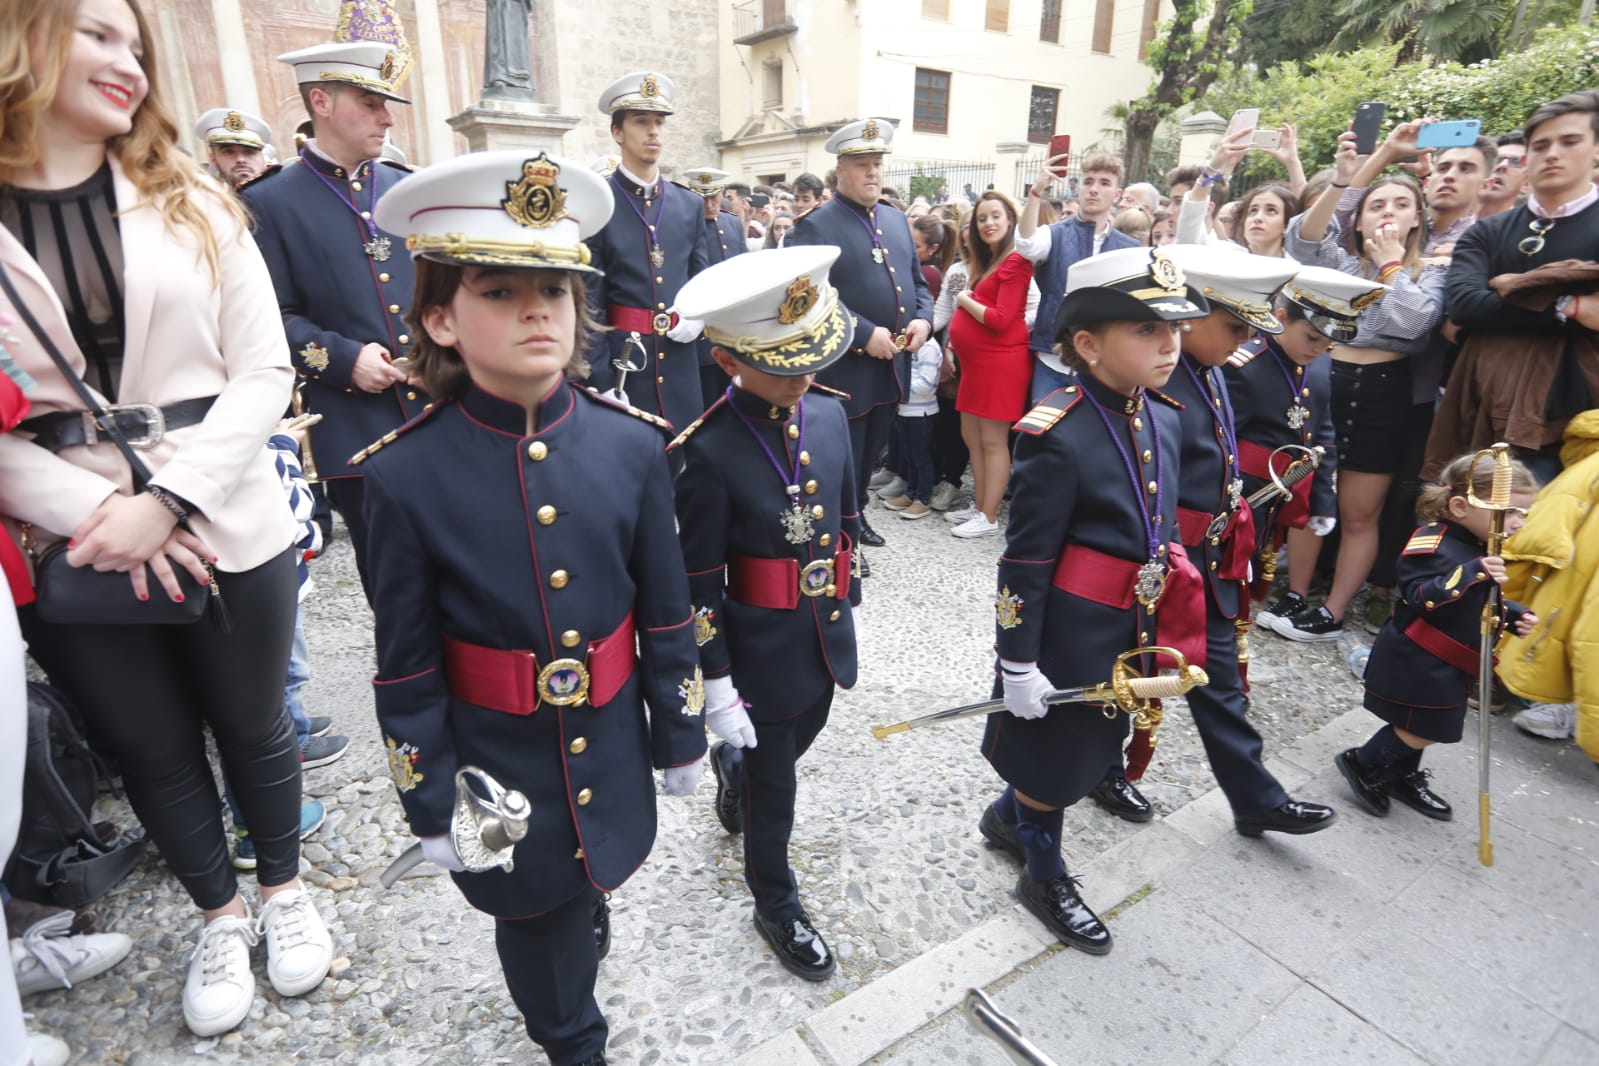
[702,299,848,371]
[406,233,593,267]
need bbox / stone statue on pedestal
[484,0,536,101]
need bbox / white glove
[419,834,466,873]
[850,606,865,649]
[663,757,705,796]
[666,316,704,343]
[1000,659,1054,721]
[601,387,628,404]
[704,677,758,748]
[1307,515,1337,537]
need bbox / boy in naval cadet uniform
[583,72,711,434]
[681,165,748,408]
[669,246,863,980]
[787,118,933,549]
[1157,248,1339,838]
[1224,267,1386,630]
[361,150,707,1066]
[192,107,272,189]
[242,39,427,593]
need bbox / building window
[1027,86,1059,144]
[1039,0,1061,43]
[763,59,782,109]
[1139,0,1160,59]
[985,0,1009,32]
[921,0,949,20]
[1092,0,1115,55]
[914,68,950,135]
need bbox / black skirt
[1332,358,1412,475]
[1363,691,1466,743]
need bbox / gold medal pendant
[1286,406,1307,430]
[1135,559,1167,607]
[781,499,814,545]
[650,245,666,269]
[365,236,392,262]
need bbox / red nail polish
[67,539,77,548]
[138,593,148,601]
[174,593,185,603]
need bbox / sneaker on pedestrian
[300,733,349,769]
[1256,590,1306,627]
[26,1033,69,1066]
[951,514,1002,538]
[930,482,960,511]
[1513,702,1576,740]
[1265,604,1343,642]
[875,476,908,500]
[306,715,334,738]
[12,915,133,995]
[881,494,913,511]
[867,468,895,491]
[900,500,933,520]
[258,888,333,998]
[182,912,258,1036]
[944,505,979,523]
[233,799,329,871]
[1363,590,1394,634]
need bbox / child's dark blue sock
[1358,725,1417,778]
[1014,802,1066,883]
[992,785,1018,825]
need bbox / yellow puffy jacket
[1499,410,1599,762]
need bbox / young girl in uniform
[364,150,707,1066]
[1336,454,1539,821]
[980,246,1208,954]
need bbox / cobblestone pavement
[25,490,1374,1065]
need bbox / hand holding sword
[607,331,650,402]
[380,766,531,889]
[1466,442,1512,868]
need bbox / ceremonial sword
[380,766,531,889]
[1468,442,1513,868]
[1206,444,1325,540]
[960,988,1058,1066]
[612,332,650,395]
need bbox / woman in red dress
[948,191,1035,538]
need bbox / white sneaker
[1513,702,1576,740]
[182,913,258,1037]
[930,482,960,511]
[951,514,1002,538]
[12,911,133,995]
[867,468,895,490]
[259,888,333,997]
[945,505,979,523]
[875,476,908,500]
[27,1033,69,1066]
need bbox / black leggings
[22,548,302,909]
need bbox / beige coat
[0,158,295,572]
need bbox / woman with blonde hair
[0,0,327,1037]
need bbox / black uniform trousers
[741,687,834,921]
[849,406,896,509]
[1185,600,1289,817]
[324,477,373,601]
[495,888,607,1066]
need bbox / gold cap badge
[778,276,819,325]
[224,111,245,133]
[862,120,880,142]
[641,73,659,98]
[503,153,568,229]
[1150,250,1185,293]
[380,51,398,83]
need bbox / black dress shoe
[858,516,886,547]
[978,803,1023,862]
[709,741,743,835]
[1015,873,1112,955]
[1334,748,1391,817]
[1235,799,1338,837]
[753,911,836,980]
[858,552,872,578]
[574,1055,607,1066]
[1088,775,1154,823]
[1390,770,1453,821]
[592,893,611,960]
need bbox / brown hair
[911,213,957,274]
[0,0,246,280]
[1524,89,1599,143]
[1230,184,1302,254]
[1416,452,1538,523]
[1053,323,1107,370]
[1080,151,1125,182]
[407,259,597,402]
[962,189,1019,281]
[1113,207,1151,245]
[1346,175,1428,278]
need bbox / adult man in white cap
[192,108,272,188]
[787,118,933,550]
[681,165,748,406]
[584,71,710,436]
[242,38,424,597]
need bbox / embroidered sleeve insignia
[678,667,706,716]
[299,342,331,372]
[693,606,718,647]
[385,736,424,792]
[995,585,1024,630]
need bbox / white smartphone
[1226,108,1260,138]
[1252,129,1282,151]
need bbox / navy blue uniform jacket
[1223,337,1336,523]
[696,211,747,369]
[242,153,428,476]
[1162,354,1250,620]
[360,381,707,918]
[786,195,932,418]
[585,174,710,432]
[671,386,861,719]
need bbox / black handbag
[0,261,226,628]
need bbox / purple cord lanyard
[1077,382,1169,607]
[1267,340,1309,430]
[845,200,889,267]
[725,387,814,545]
[300,150,389,260]
[611,171,666,268]
[1182,357,1244,516]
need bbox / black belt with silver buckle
[19,396,218,453]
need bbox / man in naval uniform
[682,165,748,408]
[193,107,272,189]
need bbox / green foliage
[906,173,944,204]
[1332,0,1510,64]
[1235,0,1346,72]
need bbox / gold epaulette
[349,402,440,466]
[1147,387,1185,410]
[1014,385,1081,436]
[808,382,852,401]
[1402,525,1445,556]
[667,395,728,452]
[580,386,675,436]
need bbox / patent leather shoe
[592,893,611,960]
[1088,775,1154,823]
[858,516,886,547]
[978,803,1022,862]
[1235,799,1338,837]
[1015,873,1112,955]
[1390,769,1452,821]
[753,911,836,981]
[574,1055,607,1066]
[709,741,743,835]
[1334,748,1391,817]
